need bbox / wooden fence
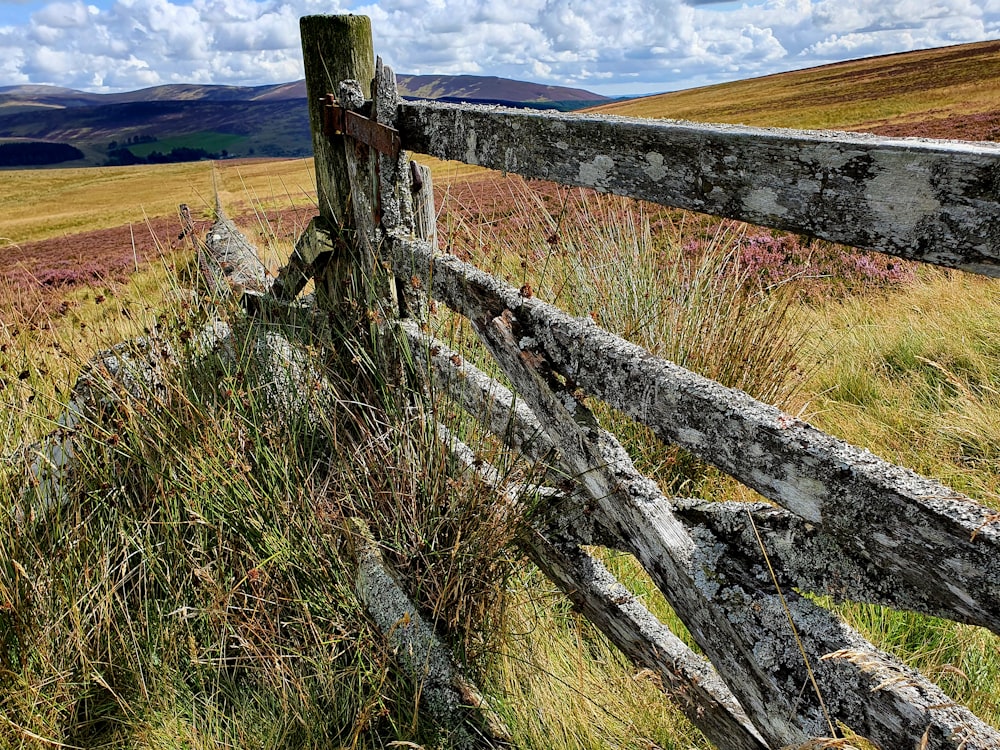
[281,14,1000,750]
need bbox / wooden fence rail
[286,14,1000,750]
[397,100,1000,277]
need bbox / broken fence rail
[289,13,1000,749]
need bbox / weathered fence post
[298,15,378,325]
[300,15,374,231]
[411,161,437,250]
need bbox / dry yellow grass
[0,158,318,246]
[592,40,1000,133]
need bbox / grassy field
[0,157,316,245]
[4,40,1000,749]
[593,39,1000,137]
[125,131,248,158]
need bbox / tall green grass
[798,268,1000,726]
[802,268,1000,509]
[4,175,999,749]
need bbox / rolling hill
[0,76,609,167]
[590,39,1000,140]
[396,74,608,108]
[3,38,999,170]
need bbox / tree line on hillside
[0,141,84,166]
[105,146,226,166]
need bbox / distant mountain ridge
[396,74,608,105]
[0,74,608,110]
[4,39,996,169]
[0,81,305,107]
[0,75,610,167]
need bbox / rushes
[439,179,808,494]
[5,168,1000,748]
[441,179,807,407]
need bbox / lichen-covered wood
[295,16,1000,746]
[348,517,511,749]
[431,411,769,750]
[398,321,553,463]
[397,101,1000,277]
[390,233,1000,638]
[673,499,1000,631]
[201,206,273,295]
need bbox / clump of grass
[801,268,1000,507]
[437,178,807,495]
[440,179,807,404]
[332,410,520,664]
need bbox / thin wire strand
[746,507,837,738]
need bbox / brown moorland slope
[591,39,1000,140]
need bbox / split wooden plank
[397,101,1000,277]
[411,161,437,252]
[371,58,424,322]
[673,499,1000,628]
[270,216,335,301]
[464,300,1000,747]
[348,517,511,749]
[430,414,769,750]
[390,233,1000,637]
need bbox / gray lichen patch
[397,100,1000,276]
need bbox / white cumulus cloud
[0,0,996,94]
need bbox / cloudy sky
[0,0,998,95]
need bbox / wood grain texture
[674,499,1000,633]
[390,232,1000,638]
[397,101,1000,276]
[300,15,374,228]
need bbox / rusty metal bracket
[322,93,401,158]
